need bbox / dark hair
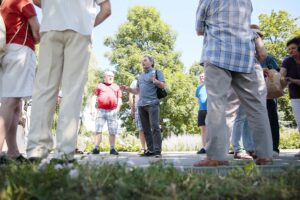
[144,55,155,67]
[286,36,300,47]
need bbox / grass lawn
[1,161,300,200]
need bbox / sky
[36,0,300,71]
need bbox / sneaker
[154,151,162,158]
[75,148,84,155]
[140,150,155,157]
[110,148,119,155]
[0,155,11,165]
[91,148,100,154]
[197,148,206,154]
[246,151,257,159]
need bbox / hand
[120,85,129,91]
[263,68,269,77]
[285,77,293,84]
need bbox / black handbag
[155,70,167,99]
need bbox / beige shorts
[0,44,36,98]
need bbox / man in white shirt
[27,0,111,160]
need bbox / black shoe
[140,150,155,157]
[154,151,162,158]
[91,148,100,154]
[75,148,84,155]
[197,148,206,154]
[28,157,42,163]
[14,154,29,163]
[110,148,119,155]
[0,155,11,165]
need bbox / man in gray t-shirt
[121,55,166,157]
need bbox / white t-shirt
[130,80,139,108]
[40,0,106,35]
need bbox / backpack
[0,1,6,61]
[155,70,167,99]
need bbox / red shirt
[0,0,37,51]
[95,83,122,110]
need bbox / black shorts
[197,110,207,126]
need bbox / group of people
[193,0,300,166]
[0,0,112,162]
[0,0,299,167]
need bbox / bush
[280,128,300,149]
[0,163,300,199]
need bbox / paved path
[75,149,300,174]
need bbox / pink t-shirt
[94,83,122,110]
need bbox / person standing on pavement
[121,55,166,158]
[193,0,273,166]
[195,73,207,154]
[0,0,39,162]
[91,71,122,155]
[26,0,111,161]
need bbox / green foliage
[279,128,300,149]
[259,10,299,128]
[104,6,199,136]
[259,10,299,63]
[189,62,205,76]
[1,163,300,199]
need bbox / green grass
[0,162,300,200]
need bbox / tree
[259,10,299,127]
[259,10,299,64]
[104,6,199,136]
[189,62,205,77]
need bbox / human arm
[285,77,300,86]
[94,0,111,27]
[28,16,40,44]
[120,85,139,95]
[195,0,208,36]
[255,37,267,63]
[33,0,41,8]
[280,67,288,88]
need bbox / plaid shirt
[196,0,255,73]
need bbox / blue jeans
[232,106,254,153]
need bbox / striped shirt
[196,0,255,73]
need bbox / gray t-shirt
[137,68,165,107]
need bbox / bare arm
[94,0,111,27]
[255,37,267,63]
[120,85,139,95]
[116,98,122,112]
[28,16,40,44]
[128,93,134,108]
[33,0,41,8]
[280,67,288,88]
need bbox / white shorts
[0,44,36,98]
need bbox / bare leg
[94,132,102,146]
[200,126,206,148]
[109,134,116,147]
[139,131,146,150]
[0,98,21,156]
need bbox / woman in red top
[0,0,39,162]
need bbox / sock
[95,145,99,150]
[110,146,115,150]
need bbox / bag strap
[1,0,28,48]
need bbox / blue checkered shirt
[196,0,255,73]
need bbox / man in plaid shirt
[194,0,273,166]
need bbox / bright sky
[36,0,300,71]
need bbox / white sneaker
[272,151,279,158]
